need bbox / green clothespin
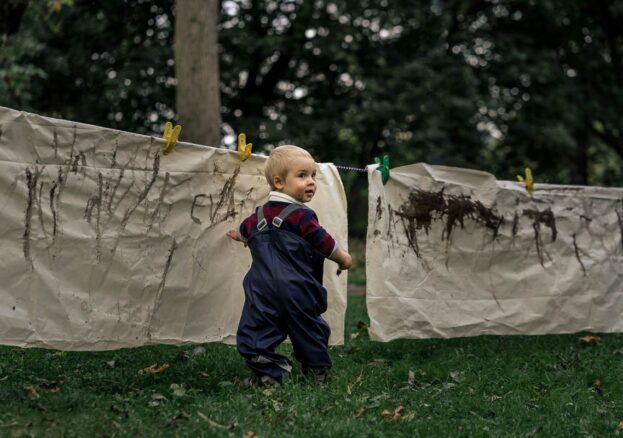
[374,155,390,185]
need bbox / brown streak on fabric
[70,154,80,173]
[52,128,58,159]
[107,169,124,214]
[23,168,39,262]
[399,213,420,258]
[191,194,208,225]
[616,202,623,252]
[572,233,586,277]
[375,196,383,222]
[49,181,58,240]
[146,172,170,234]
[112,180,134,214]
[394,188,504,258]
[580,215,592,224]
[524,208,557,240]
[158,238,177,294]
[111,141,118,168]
[121,154,160,227]
[95,172,103,260]
[36,182,47,237]
[523,208,557,267]
[209,167,240,224]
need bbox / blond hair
[264,145,314,189]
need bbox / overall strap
[272,203,307,228]
[255,203,308,232]
[256,205,268,231]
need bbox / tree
[174,0,221,146]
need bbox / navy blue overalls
[236,203,332,379]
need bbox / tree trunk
[174,0,221,147]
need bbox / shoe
[314,372,328,384]
[304,370,328,384]
[240,374,282,388]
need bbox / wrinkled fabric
[0,106,347,350]
[367,162,623,341]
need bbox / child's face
[273,156,317,203]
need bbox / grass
[347,237,366,286]
[1,296,623,437]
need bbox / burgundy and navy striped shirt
[238,193,336,258]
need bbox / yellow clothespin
[238,133,252,161]
[517,167,534,194]
[162,122,182,155]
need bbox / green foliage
[0,0,176,134]
[1,296,623,436]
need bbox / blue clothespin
[374,155,390,185]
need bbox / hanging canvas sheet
[367,163,623,341]
[0,106,348,350]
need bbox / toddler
[227,145,352,385]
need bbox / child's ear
[273,175,285,190]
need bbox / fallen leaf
[200,370,209,378]
[173,411,191,420]
[25,386,39,400]
[354,408,365,418]
[364,393,389,408]
[401,412,416,422]
[346,383,352,395]
[148,393,167,407]
[106,360,116,368]
[170,383,186,397]
[197,412,229,429]
[357,321,368,330]
[616,421,623,431]
[382,406,404,422]
[368,358,388,367]
[138,362,169,375]
[580,335,601,344]
[450,371,465,383]
[244,432,258,438]
[271,399,283,411]
[350,332,360,340]
[408,370,416,386]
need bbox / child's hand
[226,229,242,241]
[338,253,353,271]
[329,248,352,271]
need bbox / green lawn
[1,296,623,437]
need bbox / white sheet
[367,162,623,341]
[0,106,347,350]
